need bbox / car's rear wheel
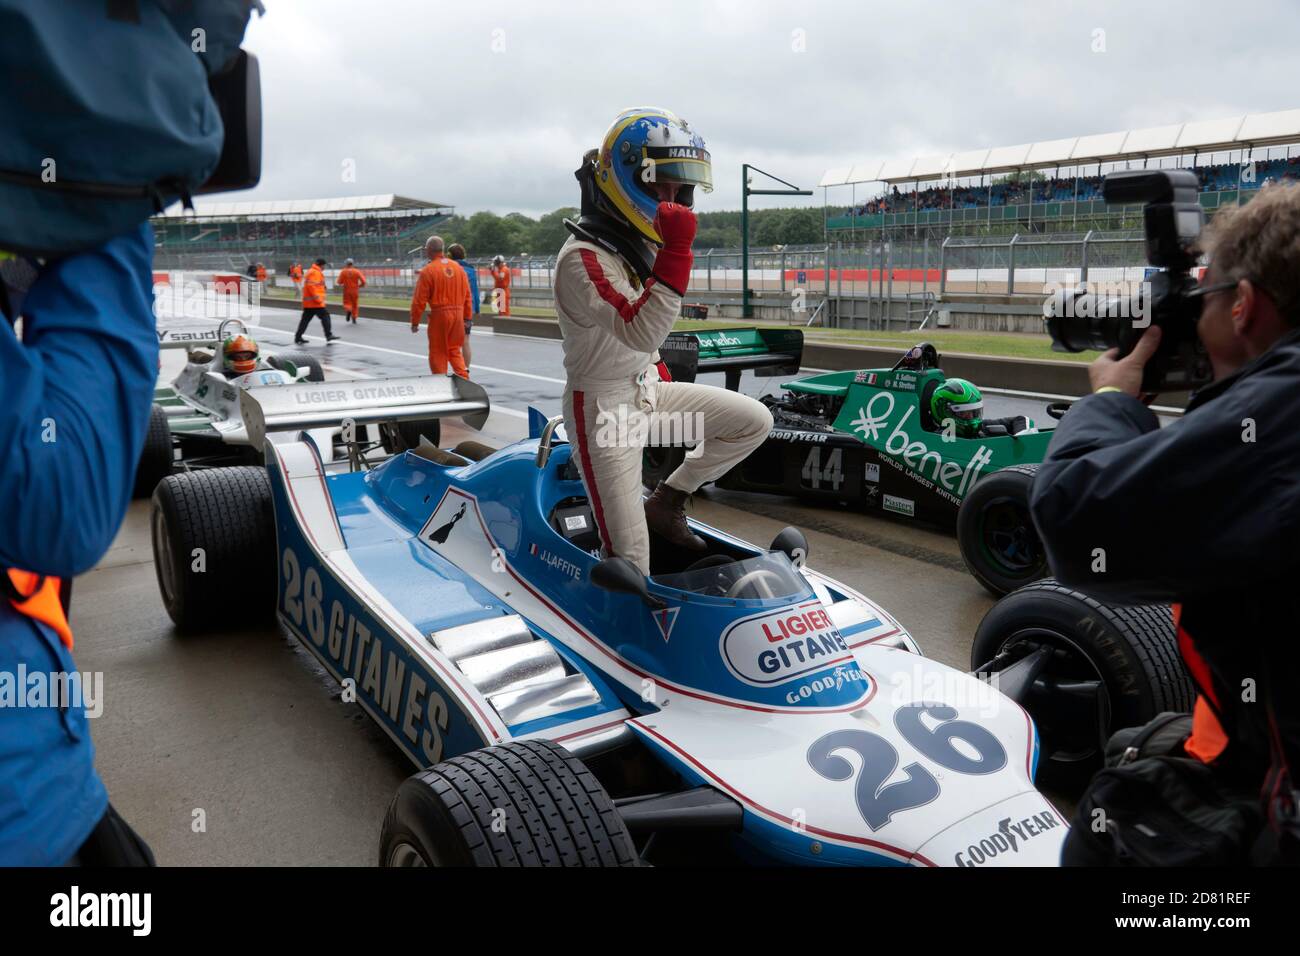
[133,403,174,499]
[269,350,324,382]
[957,464,1048,596]
[379,740,638,867]
[971,580,1194,789]
[642,445,687,489]
[380,418,441,454]
[150,466,277,632]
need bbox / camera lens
[1043,288,1144,353]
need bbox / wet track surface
[73,301,1076,864]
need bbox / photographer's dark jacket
[1031,328,1300,781]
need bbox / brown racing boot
[644,481,707,551]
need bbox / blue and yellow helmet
[594,108,712,244]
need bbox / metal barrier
[937,230,1146,295]
[159,230,1153,322]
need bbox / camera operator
[1032,183,1300,863]
[0,0,262,864]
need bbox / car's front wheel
[379,740,638,867]
[956,463,1048,596]
[971,580,1194,789]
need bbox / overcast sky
[232,0,1300,217]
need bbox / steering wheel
[724,568,783,600]
[685,554,734,573]
[1045,401,1072,420]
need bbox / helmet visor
[948,401,983,421]
[644,146,713,192]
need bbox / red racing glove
[651,202,696,296]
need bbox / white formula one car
[136,319,440,497]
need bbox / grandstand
[822,110,1300,239]
[151,193,453,271]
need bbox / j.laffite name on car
[293,384,419,405]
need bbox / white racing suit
[555,236,772,574]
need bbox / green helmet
[930,377,984,437]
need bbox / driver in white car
[221,333,259,378]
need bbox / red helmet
[222,334,258,375]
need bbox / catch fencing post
[885,241,894,330]
[836,242,843,299]
[823,244,830,302]
[1007,233,1020,295]
[922,236,930,300]
[939,236,949,295]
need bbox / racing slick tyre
[133,403,173,499]
[269,350,324,382]
[956,463,1048,597]
[150,466,277,632]
[380,418,441,454]
[380,740,638,867]
[642,445,687,490]
[971,580,1194,790]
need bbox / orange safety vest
[411,256,471,323]
[302,265,328,308]
[337,266,366,296]
[5,569,72,649]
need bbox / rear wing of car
[157,318,252,351]
[239,375,491,448]
[658,327,803,391]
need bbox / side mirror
[591,557,666,609]
[770,527,809,565]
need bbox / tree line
[436,205,842,258]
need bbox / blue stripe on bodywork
[321,463,628,738]
[269,458,494,767]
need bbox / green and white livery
[644,335,1065,596]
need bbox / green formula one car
[646,333,1067,596]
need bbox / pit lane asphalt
[70,301,1060,865]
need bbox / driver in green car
[930,378,1031,439]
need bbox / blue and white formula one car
[151,384,1069,867]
